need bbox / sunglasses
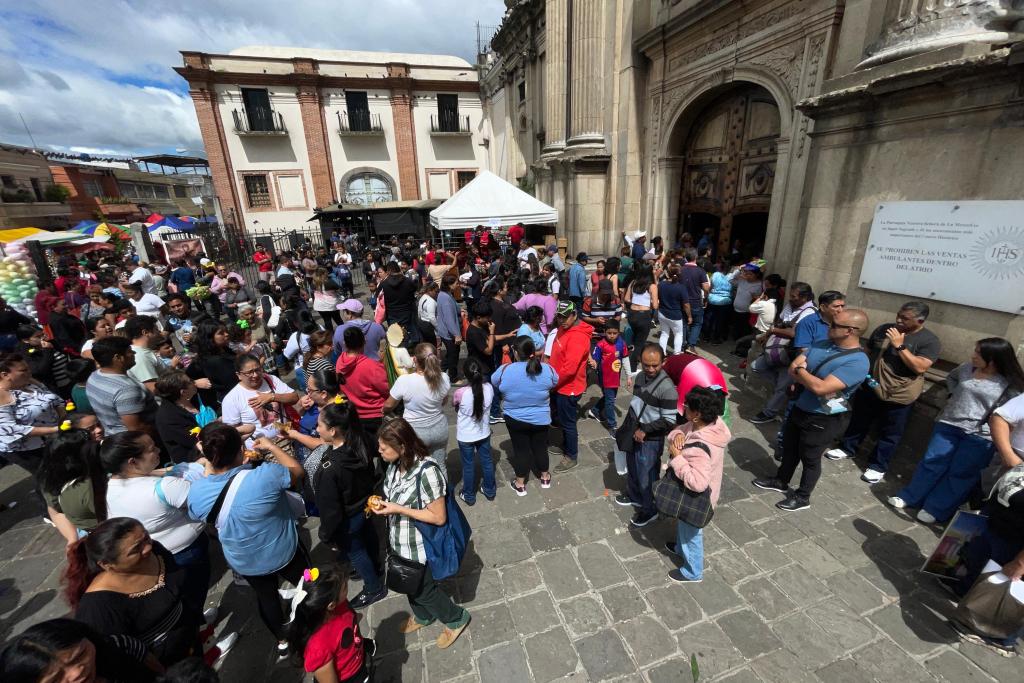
[830,321,860,332]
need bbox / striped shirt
[85,370,159,435]
[384,457,446,563]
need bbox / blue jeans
[675,520,704,580]
[601,388,618,430]
[626,437,664,518]
[555,393,581,458]
[684,306,704,348]
[459,437,495,503]
[339,513,383,593]
[839,386,914,472]
[897,422,995,523]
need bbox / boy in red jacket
[588,320,631,433]
[548,301,594,472]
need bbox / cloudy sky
[0,0,506,157]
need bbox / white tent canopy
[429,170,557,231]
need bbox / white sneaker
[861,469,885,484]
[886,496,907,509]
[824,448,851,461]
[214,632,238,658]
[917,510,937,524]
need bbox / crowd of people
[0,223,1022,681]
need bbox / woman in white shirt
[221,353,300,447]
[383,343,451,462]
[311,268,342,331]
[101,430,211,614]
[417,282,439,345]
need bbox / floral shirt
[0,383,62,452]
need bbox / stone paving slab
[0,342,1018,681]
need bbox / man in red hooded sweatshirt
[335,326,389,436]
[549,301,594,472]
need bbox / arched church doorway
[677,84,780,262]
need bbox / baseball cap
[336,299,364,314]
[555,300,577,318]
[576,252,589,262]
[547,244,558,253]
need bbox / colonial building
[482,0,1024,360]
[0,143,71,229]
[175,46,487,233]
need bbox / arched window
[345,173,393,205]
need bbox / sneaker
[547,446,565,459]
[539,476,551,489]
[276,640,290,661]
[553,456,578,473]
[213,631,239,659]
[586,409,601,421]
[776,496,810,512]
[664,541,680,558]
[509,479,527,497]
[458,491,476,506]
[629,511,658,528]
[668,569,702,583]
[749,411,778,424]
[350,586,388,609]
[917,509,937,524]
[824,448,851,461]
[861,468,885,484]
[482,489,497,501]
[752,477,787,493]
[203,607,219,626]
[949,619,1017,657]
[614,493,638,507]
[886,495,907,509]
[489,416,505,424]
[400,616,432,634]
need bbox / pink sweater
[666,418,731,507]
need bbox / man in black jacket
[380,262,419,344]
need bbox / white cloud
[0,0,507,154]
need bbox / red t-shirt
[253,251,272,272]
[303,602,365,678]
[593,337,627,389]
[508,224,524,247]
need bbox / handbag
[385,551,426,595]
[652,441,715,527]
[954,566,1024,640]
[413,460,471,581]
[614,375,667,455]
[871,338,925,405]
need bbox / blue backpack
[414,460,472,580]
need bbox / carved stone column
[543,0,568,153]
[567,0,604,148]
[860,0,1024,68]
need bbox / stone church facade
[481,0,1024,360]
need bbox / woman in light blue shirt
[492,336,559,495]
[187,423,307,658]
[516,305,547,351]
[704,262,734,345]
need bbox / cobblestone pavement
[0,344,1017,682]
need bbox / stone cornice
[174,67,480,93]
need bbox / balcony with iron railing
[337,110,385,136]
[429,113,472,136]
[232,108,288,136]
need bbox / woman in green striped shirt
[372,418,470,649]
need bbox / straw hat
[386,323,405,347]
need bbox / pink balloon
[677,357,728,414]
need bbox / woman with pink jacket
[662,386,731,583]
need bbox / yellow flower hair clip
[65,400,76,412]
[333,394,347,405]
[189,427,201,436]
[59,420,72,431]
[302,567,320,582]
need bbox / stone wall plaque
[858,201,1024,314]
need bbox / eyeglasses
[830,322,860,332]
[305,386,326,394]
[237,368,261,376]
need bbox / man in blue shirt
[753,309,870,511]
[793,290,845,350]
[568,252,589,310]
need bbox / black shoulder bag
[652,441,716,527]
[786,347,865,401]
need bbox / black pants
[241,541,310,641]
[703,303,732,342]
[418,321,437,348]
[5,447,47,511]
[440,337,460,383]
[776,407,850,501]
[731,309,752,340]
[627,309,653,367]
[505,415,549,479]
[319,310,342,331]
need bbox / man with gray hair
[825,301,941,484]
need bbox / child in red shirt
[286,565,374,682]
[587,320,631,432]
